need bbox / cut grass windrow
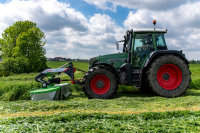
[1,89,200,116]
[1,111,200,132]
[2,107,200,118]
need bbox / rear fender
[144,50,189,68]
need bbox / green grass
[1,62,200,132]
[1,89,200,132]
[0,73,40,101]
[1,111,200,132]
[0,89,200,115]
[189,64,200,89]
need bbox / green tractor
[82,21,191,99]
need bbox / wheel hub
[162,73,170,81]
[96,80,104,89]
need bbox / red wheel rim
[157,64,182,90]
[90,75,110,94]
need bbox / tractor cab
[117,28,168,67]
[118,29,167,52]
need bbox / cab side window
[134,34,153,50]
[133,34,153,67]
[156,34,167,50]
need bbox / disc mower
[31,62,84,100]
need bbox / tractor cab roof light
[153,20,156,32]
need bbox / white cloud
[84,0,116,11]
[0,0,88,32]
[84,0,197,11]
[0,0,124,59]
[44,13,124,59]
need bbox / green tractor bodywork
[83,28,191,99]
[91,53,128,69]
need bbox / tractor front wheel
[148,55,191,97]
[82,67,117,99]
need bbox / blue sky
[0,0,200,60]
[64,0,132,26]
[0,0,7,3]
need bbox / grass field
[1,62,200,132]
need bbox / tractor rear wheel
[148,55,190,97]
[82,66,118,99]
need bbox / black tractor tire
[147,55,191,97]
[82,66,118,99]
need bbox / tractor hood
[90,53,128,69]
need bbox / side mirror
[116,42,119,50]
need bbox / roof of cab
[133,28,167,33]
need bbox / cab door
[132,33,154,67]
